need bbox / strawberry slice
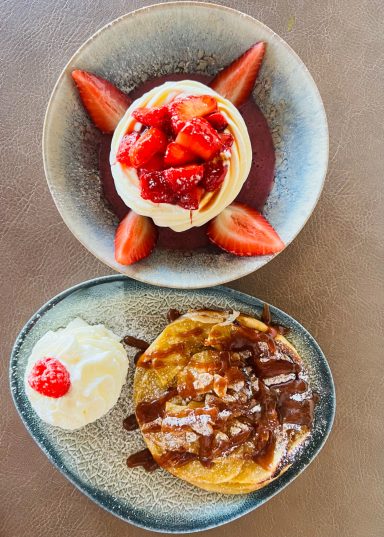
[169,95,218,132]
[116,132,140,166]
[219,132,234,152]
[209,42,266,107]
[163,165,204,194]
[129,127,168,168]
[164,142,198,167]
[176,118,221,161]
[114,211,158,265]
[202,160,228,192]
[139,170,175,204]
[206,112,228,132]
[178,186,204,210]
[207,202,284,256]
[132,106,169,129]
[72,70,131,133]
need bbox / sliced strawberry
[207,202,284,256]
[129,127,168,168]
[219,132,234,152]
[163,165,204,194]
[169,95,218,132]
[72,70,131,133]
[114,211,158,265]
[178,186,204,210]
[116,132,140,166]
[164,142,199,167]
[202,160,228,192]
[141,153,165,171]
[139,170,176,204]
[210,42,266,107]
[132,106,169,129]
[176,118,221,161]
[206,112,228,132]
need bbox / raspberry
[28,357,71,398]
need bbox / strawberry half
[164,142,198,167]
[116,132,140,166]
[72,70,131,133]
[207,202,284,256]
[169,95,218,132]
[114,211,158,265]
[209,42,266,107]
[132,106,169,129]
[129,127,168,168]
[163,165,204,194]
[206,112,228,132]
[176,118,221,161]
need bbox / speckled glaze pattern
[42,2,328,289]
[10,276,335,533]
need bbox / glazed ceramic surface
[43,2,328,288]
[10,276,335,532]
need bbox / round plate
[10,275,335,533]
[43,2,328,289]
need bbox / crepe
[133,309,316,494]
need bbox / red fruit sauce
[98,73,275,251]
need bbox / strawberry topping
[140,170,175,204]
[210,42,266,107]
[207,202,284,256]
[116,132,140,166]
[129,127,168,168]
[115,211,158,265]
[178,186,204,210]
[132,106,169,129]
[71,70,131,133]
[202,160,228,192]
[206,112,228,132]
[163,165,204,194]
[164,142,198,167]
[28,357,71,398]
[169,94,217,132]
[176,118,222,161]
[219,132,234,152]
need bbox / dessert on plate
[24,318,128,430]
[127,307,317,494]
[72,42,285,265]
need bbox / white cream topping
[110,80,252,232]
[24,318,128,430]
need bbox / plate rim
[42,1,329,289]
[10,274,336,533]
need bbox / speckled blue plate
[43,2,328,289]
[10,275,335,533]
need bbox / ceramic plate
[10,276,335,532]
[43,2,328,288]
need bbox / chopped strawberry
[132,106,169,129]
[140,170,175,204]
[178,186,204,210]
[141,153,165,171]
[210,42,266,107]
[169,95,218,132]
[202,160,228,191]
[129,127,168,168]
[116,132,140,166]
[219,132,234,152]
[115,211,158,265]
[206,112,228,132]
[72,70,131,133]
[28,357,71,398]
[207,202,284,256]
[164,142,199,167]
[176,118,221,161]
[163,165,204,194]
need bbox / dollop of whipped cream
[24,318,128,430]
[110,80,252,232]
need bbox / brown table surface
[1,1,383,536]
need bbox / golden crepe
[133,309,316,494]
